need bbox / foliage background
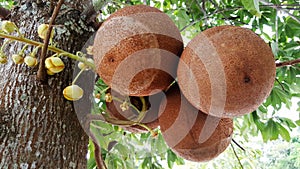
[2,0,299,168]
[88,0,300,168]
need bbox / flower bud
[78,58,94,70]
[86,46,93,55]
[77,62,86,70]
[24,56,38,67]
[105,93,113,102]
[0,57,8,64]
[38,24,54,40]
[95,93,101,99]
[63,85,84,101]
[87,58,94,65]
[120,101,129,111]
[1,21,17,34]
[47,70,55,75]
[12,54,24,64]
[45,57,65,73]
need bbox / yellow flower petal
[63,85,84,101]
[12,54,24,64]
[45,57,65,73]
[24,56,38,67]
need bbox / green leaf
[258,105,268,114]
[167,149,176,168]
[252,111,265,131]
[241,0,261,17]
[296,120,300,126]
[276,122,291,142]
[285,17,300,37]
[265,119,279,141]
[175,156,185,165]
[280,117,297,129]
[271,42,279,56]
[141,157,151,169]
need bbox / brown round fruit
[93,5,183,96]
[159,84,233,162]
[105,89,164,133]
[177,25,276,118]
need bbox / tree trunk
[0,0,94,168]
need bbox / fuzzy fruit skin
[159,84,233,162]
[177,25,276,118]
[93,5,183,96]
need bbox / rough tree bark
[0,0,95,168]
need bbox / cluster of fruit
[93,5,276,162]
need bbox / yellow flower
[86,46,93,55]
[24,56,38,67]
[47,70,55,75]
[12,54,24,64]
[0,57,7,64]
[105,93,113,102]
[77,62,86,70]
[1,21,17,34]
[38,24,54,40]
[45,57,65,74]
[120,101,129,111]
[63,85,84,101]
[78,58,94,70]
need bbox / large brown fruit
[159,84,233,162]
[177,26,276,118]
[105,89,163,133]
[93,5,183,96]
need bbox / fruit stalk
[0,32,95,69]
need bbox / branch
[49,0,55,14]
[260,0,300,24]
[37,0,64,82]
[275,78,287,92]
[276,58,300,67]
[0,7,10,19]
[231,143,244,169]
[232,139,245,152]
[90,132,108,169]
[180,6,243,32]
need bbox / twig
[275,78,286,92]
[37,0,64,82]
[260,0,300,24]
[232,139,245,152]
[49,0,55,14]
[231,143,244,169]
[90,133,108,169]
[180,6,243,32]
[196,0,208,25]
[0,7,10,19]
[276,58,300,67]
